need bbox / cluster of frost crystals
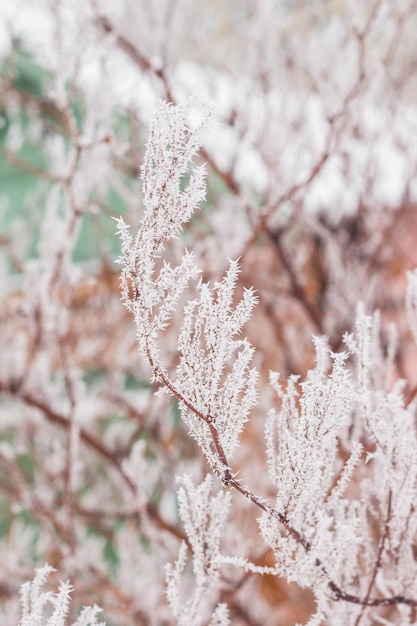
[165,475,231,626]
[19,564,105,626]
[117,99,258,473]
[345,314,417,602]
[266,337,354,523]
[261,310,417,624]
[176,260,258,465]
[116,99,209,360]
[263,337,361,588]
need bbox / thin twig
[144,347,417,609]
[354,491,393,626]
[0,380,187,544]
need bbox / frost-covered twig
[19,564,105,626]
[118,99,417,622]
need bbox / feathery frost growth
[176,260,258,464]
[263,339,361,590]
[117,100,258,476]
[117,100,417,625]
[165,475,231,626]
[3,3,417,623]
[19,565,105,626]
[116,100,208,359]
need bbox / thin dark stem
[267,227,324,334]
[0,380,187,544]
[144,350,417,610]
[96,15,241,197]
[353,491,393,626]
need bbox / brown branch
[0,380,187,544]
[328,583,417,608]
[200,146,240,195]
[236,0,383,271]
[144,347,417,610]
[87,564,150,625]
[0,146,57,183]
[238,147,331,262]
[96,15,242,198]
[59,338,78,565]
[266,227,324,334]
[354,490,393,626]
[0,454,68,541]
[146,345,312,552]
[96,15,174,102]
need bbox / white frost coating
[18,564,105,626]
[165,475,231,626]
[117,99,258,471]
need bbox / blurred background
[1,1,417,624]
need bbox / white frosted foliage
[18,565,105,626]
[5,4,417,621]
[165,475,231,626]
[117,100,258,474]
[176,260,258,464]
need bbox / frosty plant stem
[117,99,417,613]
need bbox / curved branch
[0,380,187,544]
[143,354,417,610]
